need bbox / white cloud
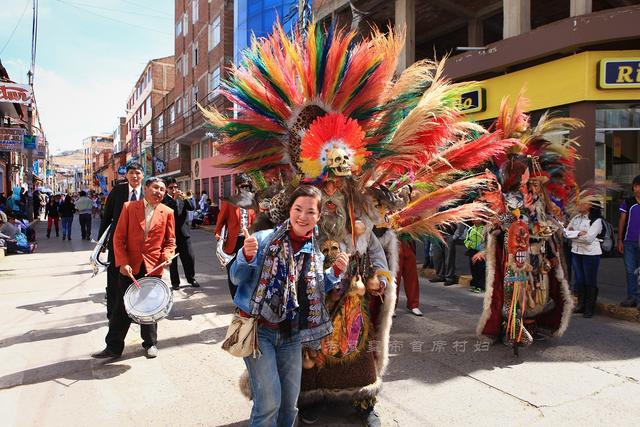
[34,64,135,153]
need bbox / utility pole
[26,69,34,221]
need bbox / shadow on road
[0,326,227,390]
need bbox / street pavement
[1,219,639,426]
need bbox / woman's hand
[578,230,586,237]
[242,228,258,259]
[333,252,349,272]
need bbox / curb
[419,267,640,324]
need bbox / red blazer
[113,200,176,276]
[214,200,256,254]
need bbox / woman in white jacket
[566,203,603,318]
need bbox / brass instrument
[90,224,111,277]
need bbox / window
[176,56,183,77]
[175,96,182,115]
[192,143,200,159]
[146,97,152,113]
[208,66,220,98]
[192,43,198,67]
[208,16,220,51]
[183,13,188,36]
[169,104,175,124]
[147,70,151,84]
[170,141,179,160]
[192,0,199,24]
[184,52,189,76]
[176,16,183,37]
[183,92,190,117]
[146,125,152,141]
[157,115,164,132]
[202,141,210,158]
[192,85,198,106]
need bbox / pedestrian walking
[92,177,176,360]
[566,203,603,317]
[98,162,144,320]
[396,233,422,316]
[464,220,486,292]
[163,177,199,289]
[76,191,94,240]
[230,185,346,427]
[59,195,76,240]
[432,223,461,285]
[45,195,60,238]
[618,175,640,308]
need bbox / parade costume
[204,19,516,423]
[476,96,582,355]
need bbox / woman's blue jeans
[244,326,301,427]
[572,253,601,290]
[61,217,73,237]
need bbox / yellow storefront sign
[466,50,640,121]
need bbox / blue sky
[0,0,174,153]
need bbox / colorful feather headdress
[202,19,520,241]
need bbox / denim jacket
[230,228,342,315]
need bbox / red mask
[507,220,530,269]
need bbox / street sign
[0,127,25,152]
[0,82,32,105]
[23,134,37,150]
[598,58,640,89]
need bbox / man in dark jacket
[98,162,144,319]
[163,177,199,289]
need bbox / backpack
[597,218,614,254]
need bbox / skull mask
[320,240,341,269]
[326,146,351,177]
[507,220,530,271]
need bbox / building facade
[125,56,175,177]
[315,0,640,228]
[82,135,113,191]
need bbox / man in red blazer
[92,177,176,359]
[214,174,256,298]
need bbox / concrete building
[82,135,113,191]
[315,0,640,227]
[125,56,174,177]
[153,0,235,200]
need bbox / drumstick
[128,272,142,289]
[144,253,180,277]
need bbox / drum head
[124,277,172,323]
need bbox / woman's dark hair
[288,185,322,211]
[588,205,602,225]
[64,195,72,204]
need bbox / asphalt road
[0,220,638,426]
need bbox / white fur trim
[552,256,573,337]
[476,229,499,337]
[299,377,383,405]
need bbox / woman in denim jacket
[231,185,348,427]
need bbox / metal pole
[26,70,34,221]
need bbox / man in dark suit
[98,162,144,319]
[163,177,199,289]
[214,174,256,298]
[92,177,176,359]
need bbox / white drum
[124,277,173,324]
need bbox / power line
[54,0,172,37]
[0,0,31,56]
[58,0,172,20]
[117,0,173,18]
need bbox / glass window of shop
[595,103,640,226]
[202,178,210,198]
[212,176,220,205]
[223,174,232,198]
[194,179,201,199]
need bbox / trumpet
[90,224,111,277]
